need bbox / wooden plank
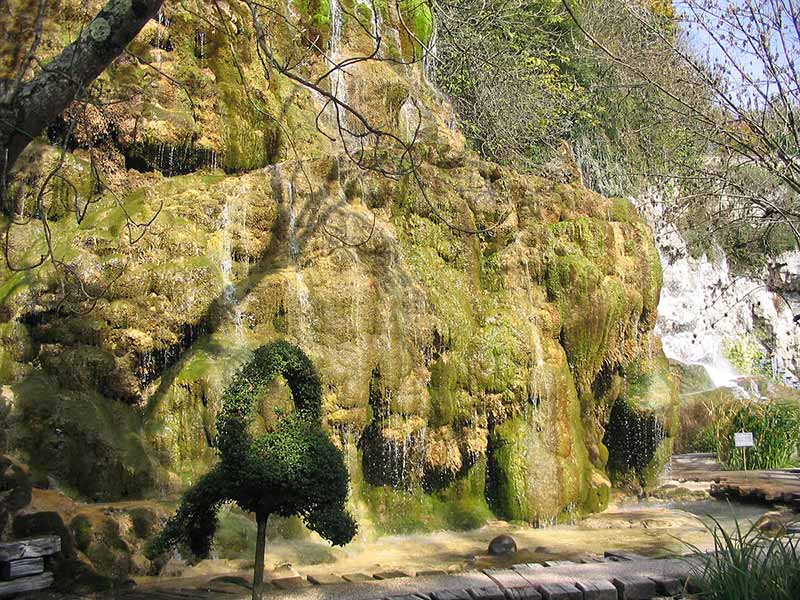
[574,580,617,600]
[467,585,506,600]
[535,582,581,600]
[0,572,54,597]
[0,557,44,580]
[611,575,657,600]
[0,537,61,562]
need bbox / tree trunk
[0,0,164,209]
[252,513,268,600]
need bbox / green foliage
[702,399,800,470]
[723,336,771,378]
[434,0,594,170]
[685,515,800,600]
[150,341,356,559]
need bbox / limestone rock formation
[0,0,677,533]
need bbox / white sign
[734,432,754,448]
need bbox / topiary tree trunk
[253,512,268,600]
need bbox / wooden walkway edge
[669,453,800,509]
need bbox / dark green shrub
[150,341,356,600]
[70,515,93,553]
[129,508,157,539]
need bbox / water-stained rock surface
[0,0,677,543]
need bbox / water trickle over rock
[0,1,676,534]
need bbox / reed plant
[685,515,800,600]
[701,399,800,470]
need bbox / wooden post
[252,513,268,600]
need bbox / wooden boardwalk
[669,453,800,508]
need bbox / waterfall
[656,245,743,388]
[154,9,171,65]
[637,191,800,390]
[398,96,420,143]
[422,19,438,88]
[329,0,343,54]
[219,185,248,342]
[328,0,349,129]
[354,0,381,40]
[280,168,316,345]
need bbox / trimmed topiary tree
[150,341,356,600]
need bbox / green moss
[0,271,29,309]
[12,373,165,501]
[203,32,283,172]
[581,473,611,513]
[559,276,627,391]
[428,358,459,426]
[480,251,505,292]
[723,335,771,377]
[296,0,332,31]
[358,455,492,534]
[549,217,608,261]
[486,406,593,525]
[608,198,639,223]
[400,0,433,46]
[70,515,93,553]
[545,253,603,302]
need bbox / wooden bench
[0,536,60,597]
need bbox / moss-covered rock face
[0,0,676,530]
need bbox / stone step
[308,573,345,585]
[375,570,412,580]
[603,550,649,562]
[342,572,373,583]
[272,576,311,590]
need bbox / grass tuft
[685,514,800,600]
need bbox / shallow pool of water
[178,496,775,581]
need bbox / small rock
[755,510,795,534]
[270,563,300,578]
[488,534,517,556]
[159,554,188,578]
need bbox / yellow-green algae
[0,0,677,536]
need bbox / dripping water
[280,165,316,344]
[219,185,248,342]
